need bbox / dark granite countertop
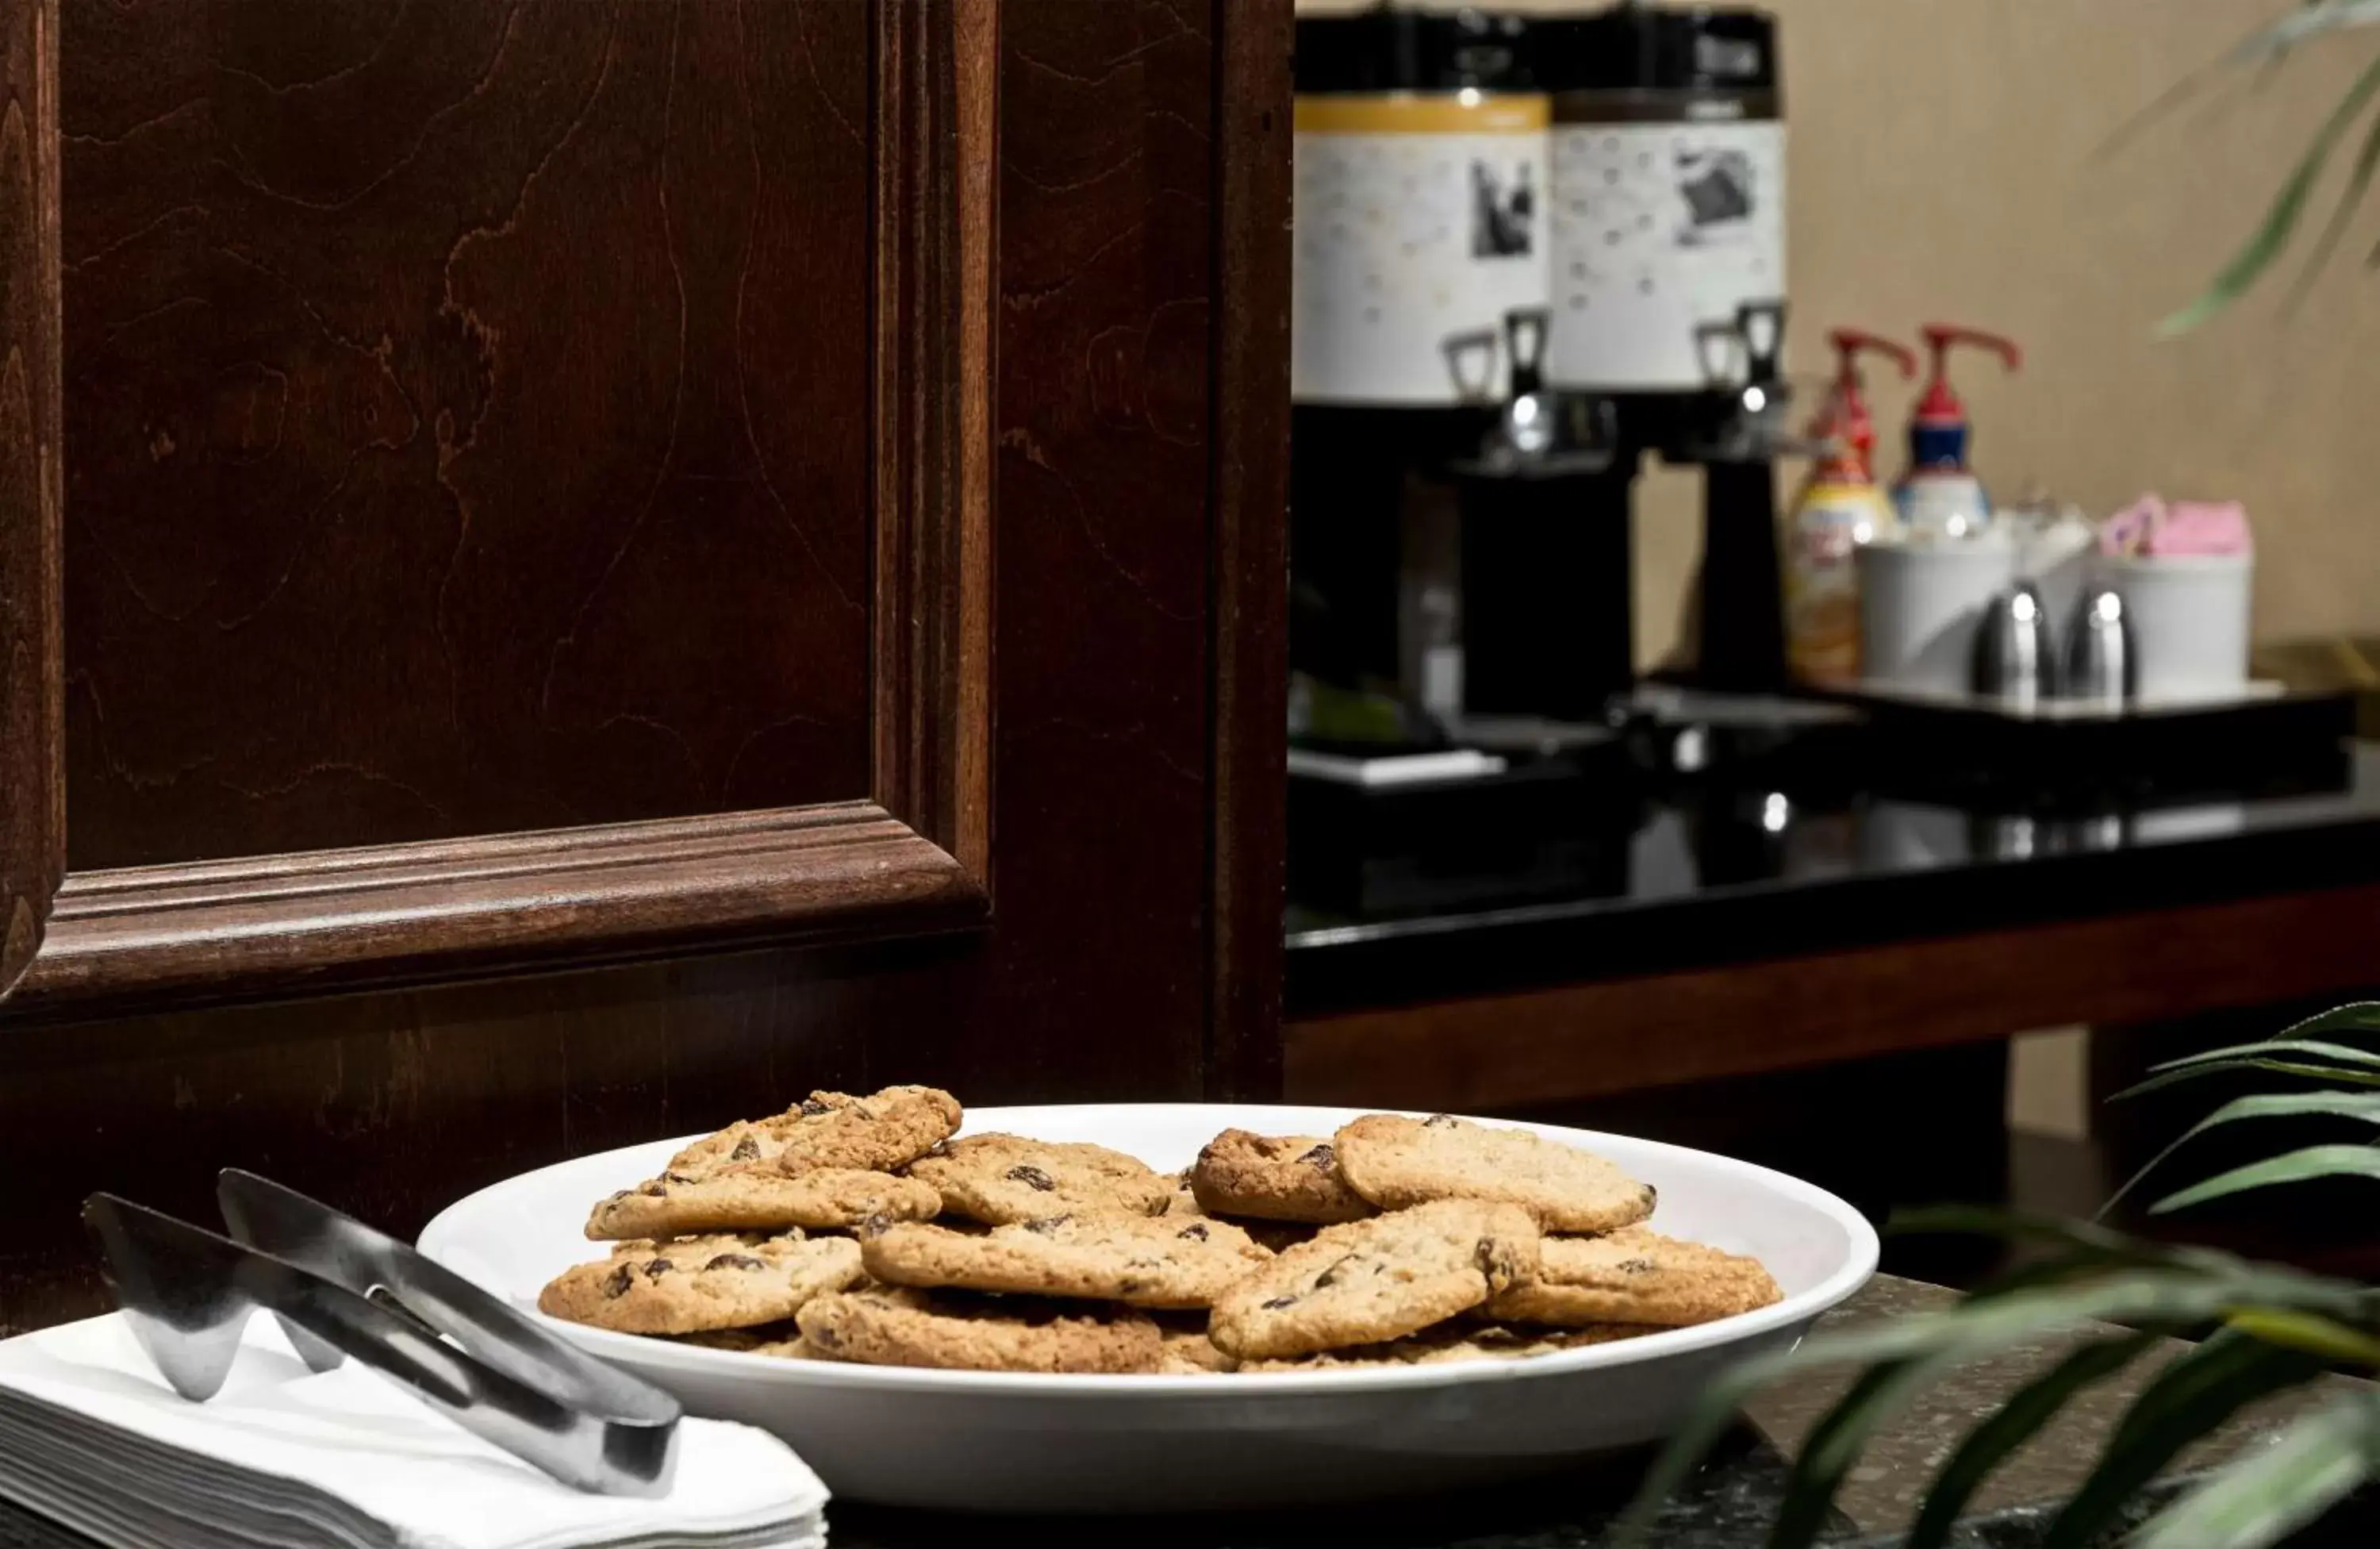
[830,1277,2370,1547]
[1287,737,2380,1017]
[9,1276,2359,1549]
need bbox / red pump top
[1913,324,2021,429]
[1816,328,1916,480]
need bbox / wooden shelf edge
[1284,883,2380,1111]
[10,802,987,1013]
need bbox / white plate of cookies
[418,1090,1876,1512]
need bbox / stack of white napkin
[0,1314,827,1549]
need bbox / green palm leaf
[2223,1305,2380,1366]
[2148,1039,2380,1075]
[1617,1260,2371,1547]
[2260,1002,2380,1044]
[1764,1359,1934,1549]
[2159,48,2380,335]
[2151,1142,2380,1214]
[2136,1389,2380,1549]
[2115,1058,2380,1101]
[2041,1330,2330,1549]
[2104,1090,2380,1216]
[1903,1332,2163,1549]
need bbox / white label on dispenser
[1545,119,1785,393]
[1292,95,1553,406]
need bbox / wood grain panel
[58,0,876,869]
[1285,884,2380,1110]
[0,0,1289,1334]
[0,0,999,1005]
[1205,0,1291,1099]
[0,0,59,997]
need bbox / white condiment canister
[1538,6,1786,394]
[1292,10,1552,407]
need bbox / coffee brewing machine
[1289,1,1794,738]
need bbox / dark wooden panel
[0,0,58,996]
[10,0,997,1007]
[0,0,1288,1335]
[58,0,875,869]
[1204,0,1291,1099]
[1284,884,2380,1111]
[935,0,1220,1096]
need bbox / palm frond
[2259,1001,2380,1044]
[2151,1141,2380,1214]
[2223,1305,2380,1366]
[2102,2,2380,160]
[2113,1057,2380,1101]
[2149,1037,2380,1075]
[2104,1090,2380,1217]
[1902,1332,2162,1549]
[2160,45,2380,334]
[1616,1236,2375,1549]
[2136,1389,2380,1549]
[2040,1330,2330,1549]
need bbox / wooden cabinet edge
[5,803,988,1013]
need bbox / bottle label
[1785,483,1889,682]
[1293,94,1553,406]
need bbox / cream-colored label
[1546,120,1785,392]
[1293,97,1552,406]
[1786,480,1894,682]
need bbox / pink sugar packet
[2098,494,2251,557]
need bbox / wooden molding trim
[0,1,996,1012]
[0,0,61,995]
[1203,0,1292,1100]
[875,0,996,879]
[14,803,979,1009]
[1285,883,2380,1112]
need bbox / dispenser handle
[1504,306,1549,397]
[1920,324,2021,374]
[1736,300,1787,384]
[1825,328,1917,380]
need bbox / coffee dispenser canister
[1541,6,1784,395]
[1292,9,1552,406]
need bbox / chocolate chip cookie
[1207,1200,1541,1360]
[585,1164,943,1240]
[536,1231,863,1335]
[673,1320,813,1358]
[1486,1226,1783,1328]
[796,1285,1164,1373]
[1239,1320,1650,1370]
[861,1213,1274,1309]
[667,1085,962,1177]
[906,1133,1173,1224]
[1333,1113,1656,1234]
[1190,1130,1376,1224]
[1157,1323,1236,1374]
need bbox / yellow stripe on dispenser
[1294,93,1549,135]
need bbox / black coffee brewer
[1289,2,1793,735]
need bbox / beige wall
[1299,1,2380,665]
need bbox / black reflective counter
[1288,737,2380,1018]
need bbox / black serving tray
[1810,681,2357,813]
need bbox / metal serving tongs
[83,1170,682,1496]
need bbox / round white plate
[419,1103,1877,1513]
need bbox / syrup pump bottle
[1894,324,2022,540]
[1783,329,1914,683]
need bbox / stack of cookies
[536,1092,1783,1375]
[1189,1113,1782,1367]
[537,1085,958,1346]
